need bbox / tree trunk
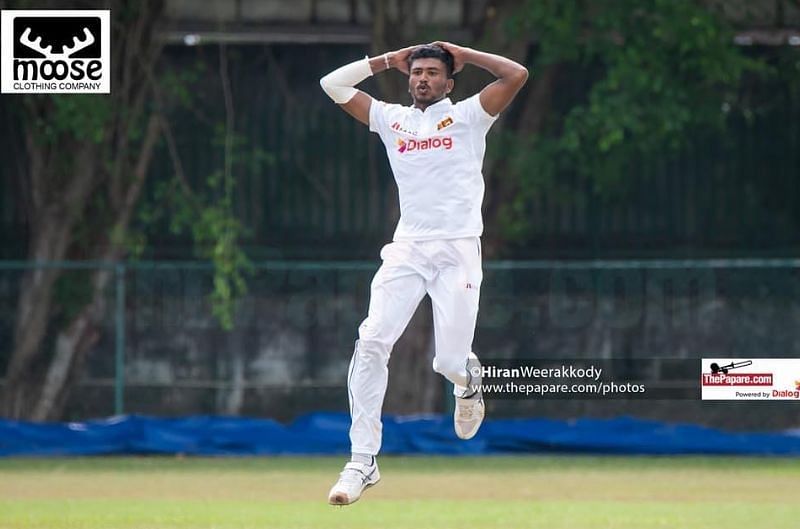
[31,115,161,421]
[459,0,551,258]
[482,63,561,257]
[4,219,66,417]
[2,137,98,418]
[31,296,103,421]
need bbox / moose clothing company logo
[701,358,800,400]
[1,10,110,93]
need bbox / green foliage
[143,175,250,331]
[28,94,112,145]
[131,53,277,331]
[139,126,271,331]
[194,200,250,330]
[503,0,766,239]
[158,61,206,109]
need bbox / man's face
[408,58,454,107]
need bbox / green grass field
[0,456,798,529]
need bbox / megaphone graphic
[709,360,753,375]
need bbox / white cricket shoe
[454,394,485,439]
[327,460,380,505]
[454,352,485,440]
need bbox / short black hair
[407,44,454,78]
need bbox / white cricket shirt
[369,94,498,241]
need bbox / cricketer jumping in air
[319,42,528,505]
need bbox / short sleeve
[459,93,498,132]
[369,99,388,135]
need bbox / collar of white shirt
[410,97,453,114]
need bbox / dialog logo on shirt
[396,136,453,153]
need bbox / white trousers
[347,237,483,455]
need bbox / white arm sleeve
[319,56,373,104]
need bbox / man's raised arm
[319,46,416,126]
[434,42,528,117]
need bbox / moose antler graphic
[19,27,95,58]
[19,28,52,56]
[62,28,95,56]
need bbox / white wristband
[319,56,373,104]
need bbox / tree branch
[220,44,235,204]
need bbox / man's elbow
[319,74,331,94]
[320,76,356,104]
[513,66,529,87]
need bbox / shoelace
[339,467,370,486]
[457,400,479,420]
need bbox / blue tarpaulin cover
[1,412,799,457]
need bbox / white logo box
[1,9,110,93]
[701,358,800,400]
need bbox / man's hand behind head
[388,45,418,75]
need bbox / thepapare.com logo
[1,10,110,93]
